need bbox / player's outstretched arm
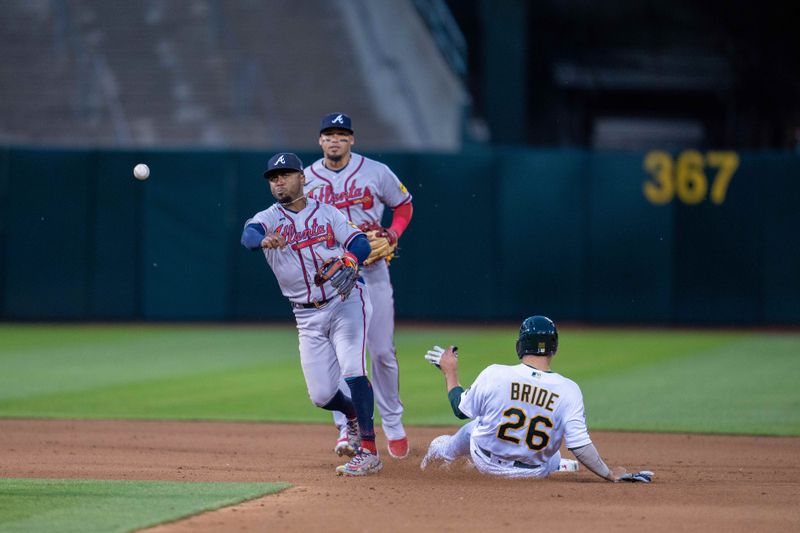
[424,345,459,384]
[569,444,654,483]
[241,224,266,250]
[569,443,618,481]
[438,346,460,390]
[424,346,469,419]
[241,222,286,250]
[261,232,287,249]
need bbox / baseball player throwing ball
[305,113,414,459]
[421,315,654,482]
[240,152,382,476]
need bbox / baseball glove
[314,254,359,300]
[619,470,654,483]
[363,228,398,266]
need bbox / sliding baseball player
[421,315,654,482]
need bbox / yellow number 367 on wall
[643,150,739,206]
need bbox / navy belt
[477,445,539,470]
[292,297,332,309]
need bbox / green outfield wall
[1,146,798,324]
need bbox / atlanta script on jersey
[458,364,592,467]
[245,199,362,304]
[304,153,412,228]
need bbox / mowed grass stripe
[0,478,289,533]
[0,325,299,401]
[0,325,797,435]
[581,334,800,435]
[0,361,309,420]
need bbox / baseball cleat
[420,435,452,470]
[387,437,410,459]
[335,418,361,457]
[334,437,357,458]
[336,448,383,476]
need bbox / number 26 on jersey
[497,408,553,451]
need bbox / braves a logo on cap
[332,114,345,124]
[274,155,286,166]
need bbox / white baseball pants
[439,421,562,479]
[294,282,372,407]
[332,261,405,440]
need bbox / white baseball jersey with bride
[458,363,592,475]
[245,199,361,304]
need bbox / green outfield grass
[0,478,288,533]
[0,323,798,435]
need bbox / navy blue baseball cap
[320,112,353,134]
[263,152,303,178]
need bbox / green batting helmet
[516,315,558,358]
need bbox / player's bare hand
[606,466,627,482]
[439,346,459,372]
[261,232,287,249]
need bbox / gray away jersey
[245,200,362,304]
[304,153,412,227]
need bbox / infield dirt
[1,419,798,532]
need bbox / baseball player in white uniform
[421,316,654,483]
[240,152,383,476]
[305,113,414,459]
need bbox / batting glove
[424,345,458,368]
[619,470,654,483]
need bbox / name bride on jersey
[510,382,560,412]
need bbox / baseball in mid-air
[133,163,150,181]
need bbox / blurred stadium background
[1,0,798,325]
[3,6,799,530]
